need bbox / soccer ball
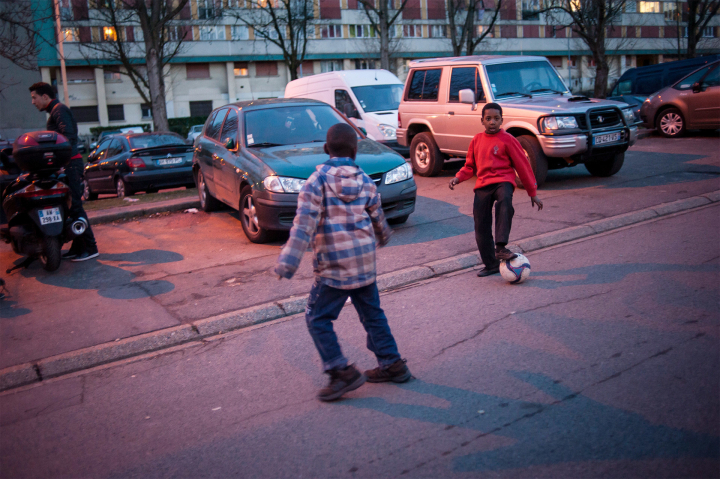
[500,254,531,284]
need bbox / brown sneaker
[365,359,412,383]
[318,364,366,402]
[495,247,517,261]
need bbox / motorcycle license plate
[38,207,62,225]
[593,132,621,145]
[157,157,183,166]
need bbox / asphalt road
[1,135,719,370]
[1,202,717,478]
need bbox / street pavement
[1,135,719,371]
[0,202,717,478]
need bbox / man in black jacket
[30,82,98,261]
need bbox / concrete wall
[0,57,47,140]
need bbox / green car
[192,98,417,243]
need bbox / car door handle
[448,111,455,115]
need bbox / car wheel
[657,108,685,138]
[115,177,133,198]
[40,236,61,272]
[585,152,625,177]
[516,135,549,188]
[197,169,221,212]
[410,133,444,177]
[388,214,410,225]
[82,180,98,201]
[240,185,273,243]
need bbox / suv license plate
[38,207,62,225]
[157,157,183,166]
[594,132,621,145]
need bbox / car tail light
[398,111,402,129]
[127,157,146,168]
[17,183,70,198]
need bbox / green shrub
[168,116,208,138]
[89,124,150,138]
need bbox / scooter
[0,131,88,272]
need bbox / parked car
[187,125,203,143]
[608,54,720,120]
[284,70,408,156]
[193,98,416,243]
[83,132,195,199]
[90,129,121,150]
[640,60,720,138]
[397,55,639,184]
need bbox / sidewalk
[87,195,199,225]
[1,191,718,391]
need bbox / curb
[87,197,200,226]
[2,191,718,391]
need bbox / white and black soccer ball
[500,253,531,284]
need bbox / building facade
[34,0,720,136]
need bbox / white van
[284,69,407,156]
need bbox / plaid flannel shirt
[275,157,392,290]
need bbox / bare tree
[231,0,315,81]
[685,0,719,58]
[546,0,627,98]
[358,0,410,70]
[447,0,502,56]
[0,0,50,70]
[76,0,190,131]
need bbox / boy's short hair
[482,103,502,117]
[326,123,358,158]
[29,82,56,99]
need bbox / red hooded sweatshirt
[455,129,538,198]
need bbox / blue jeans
[305,280,402,372]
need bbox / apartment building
[37,0,720,135]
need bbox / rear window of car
[406,69,442,101]
[129,134,184,149]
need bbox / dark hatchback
[83,132,194,199]
[193,98,417,243]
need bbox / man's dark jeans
[65,158,97,253]
[305,280,402,372]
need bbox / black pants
[473,182,514,268]
[65,158,97,253]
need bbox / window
[190,100,214,118]
[61,28,78,42]
[355,59,376,69]
[71,106,99,123]
[477,25,494,37]
[448,67,486,103]
[234,62,249,77]
[187,63,211,79]
[199,26,225,41]
[299,61,314,76]
[635,72,663,94]
[164,26,180,41]
[321,60,343,72]
[104,68,121,82]
[349,24,375,38]
[335,90,360,118]
[231,25,249,40]
[547,56,563,67]
[227,0,243,6]
[66,67,95,83]
[638,1,660,13]
[429,25,446,38]
[406,68,442,101]
[485,61,567,98]
[141,103,152,119]
[674,65,713,90]
[663,1,678,21]
[255,26,280,39]
[244,105,355,147]
[102,26,117,41]
[403,25,422,37]
[219,109,239,144]
[206,108,228,140]
[255,61,278,76]
[702,65,719,88]
[198,0,219,18]
[107,104,124,122]
[321,25,342,38]
[106,139,123,157]
[352,84,404,112]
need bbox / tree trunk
[380,17,390,70]
[686,0,697,58]
[146,43,169,131]
[593,55,609,98]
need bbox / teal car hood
[250,139,405,179]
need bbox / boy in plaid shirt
[275,123,411,401]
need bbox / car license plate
[38,207,62,225]
[593,132,621,145]
[157,157,183,166]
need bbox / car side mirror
[224,137,236,151]
[459,89,477,111]
[692,82,703,93]
[358,127,367,136]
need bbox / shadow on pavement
[345,374,719,473]
[0,299,32,318]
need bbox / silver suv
[397,56,639,185]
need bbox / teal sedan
[192,98,417,243]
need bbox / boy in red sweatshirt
[449,103,544,277]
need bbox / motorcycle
[0,131,88,272]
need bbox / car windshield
[485,61,568,98]
[129,134,184,149]
[244,105,357,146]
[351,84,404,112]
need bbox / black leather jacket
[44,99,79,157]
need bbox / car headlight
[263,176,306,193]
[622,108,635,124]
[541,116,578,130]
[384,162,412,185]
[377,124,397,140]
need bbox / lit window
[104,68,122,81]
[61,28,78,42]
[477,25,494,37]
[234,62,249,76]
[103,26,117,41]
[638,1,661,13]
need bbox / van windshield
[485,61,568,98]
[351,84,404,112]
[244,105,357,146]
